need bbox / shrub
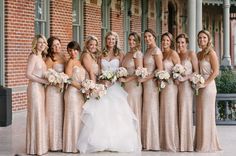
[216,70,236,93]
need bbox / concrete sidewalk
[0,111,234,156]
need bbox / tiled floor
[0,111,235,156]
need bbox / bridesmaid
[63,41,85,153]
[195,30,222,152]
[120,32,143,138]
[26,34,49,155]
[159,32,180,152]
[45,36,66,151]
[80,35,100,82]
[176,33,198,152]
[138,29,163,150]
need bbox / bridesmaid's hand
[138,77,146,83]
[197,83,206,89]
[174,79,180,85]
[119,77,127,83]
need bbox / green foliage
[216,70,236,93]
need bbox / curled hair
[161,32,175,49]
[81,35,100,61]
[47,36,61,62]
[144,28,157,41]
[176,33,189,44]
[103,31,121,57]
[67,41,81,52]
[128,32,141,51]
[31,34,48,57]
[197,30,214,55]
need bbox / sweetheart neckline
[101,58,119,63]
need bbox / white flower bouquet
[116,67,128,87]
[134,67,149,86]
[81,79,96,100]
[154,70,170,91]
[190,73,205,95]
[99,70,117,83]
[171,64,186,80]
[116,67,128,78]
[44,69,71,92]
[91,84,107,100]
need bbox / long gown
[160,59,179,152]
[26,54,48,155]
[77,59,141,153]
[178,59,194,151]
[195,59,222,152]
[46,63,64,151]
[122,51,143,137]
[63,66,86,153]
[142,47,161,150]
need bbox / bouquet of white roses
[135,67,149,86]
[171,64,186,80]
[99,70,117,83]
[44,69,71,92]
[116,67,128,78]
[116,67,128,87]
[91,84,107,100]
[154,70,170,91]
[80,79,96,100]
[190,73,205,95]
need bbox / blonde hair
[197,30,214,55]
[103,31,121,57]
[31,34,48,57]
[81,35,100,61]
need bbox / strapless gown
[77,59,141,153]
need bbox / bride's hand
[138,77,146,83]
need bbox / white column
[187,0,196,51]
[222,0,231,67]
[234,24,236,66]
[196,0,202,52]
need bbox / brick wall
[84,2,102,48]
[5,0,35,111]
[50,0,72,52]
[111,10,124,50]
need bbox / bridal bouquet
[99,70,117,83]
[135,67,149,86]
[116,67,128,87]
[91,84,107,100]
[81,79,96,100]
[171,64,186,80]
[154,70,170,91]
[190,73,205,95]
[44,69,71,92]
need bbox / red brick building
[0,0,236,111]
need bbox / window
[35,0,50,37]
[0,0,4,85]
[101,0,111,49]
[72,0,84,47]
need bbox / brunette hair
[161,32,175,49]
[47,36,61,61]
[128,32,141,51]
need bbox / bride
[77,32,141,153]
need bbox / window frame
[72,0,84,47]
[34,0,50,37]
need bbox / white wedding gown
[77,59,141,153]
